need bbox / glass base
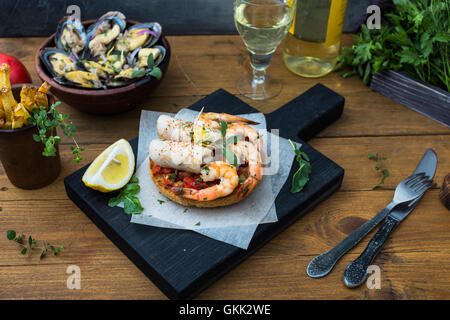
[283,55,336,78]
[236,73,281,101]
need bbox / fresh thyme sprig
[27,101,85,162]
[6,230,64,259]
[368,152,389,189]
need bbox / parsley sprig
[335,0,449,91]
[28,101,85,162]
[108,177,144,214]
[131,53,162,80]
[289,139,312,193]
[6,230,64,259]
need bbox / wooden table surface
[0,34,449,300]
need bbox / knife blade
[307,149,437,278]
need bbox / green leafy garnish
[130,53,163,80]
[220,120,238,167]
[6,230,64,259]
[195,222,201,226]
[368,152,390,189]
[28,101,85,162]
[335,0,449,91]
[288,139,312,193]
[157,199,165,205]
[108,177,144,214]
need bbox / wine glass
[234,0,296,100]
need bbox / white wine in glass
[234,0,296,100]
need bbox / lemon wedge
[82,139,135,192]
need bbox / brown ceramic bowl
[0,84,61,189]
[35,19,171,115]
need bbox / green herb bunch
[28,101,85,162]
[335,0,449,91]
[288,139,312,193]
[131,53,163,80]
[6,230,64,259]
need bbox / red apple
[0,53,32,84]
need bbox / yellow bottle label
[289,0,347,46]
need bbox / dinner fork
[307,172,432,278]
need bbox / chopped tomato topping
[152,165,175,175]
[153,166,220,190]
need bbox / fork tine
[405,173,426,186]
[409,175,430,188]
[414,180,434,193]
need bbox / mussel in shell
[55,70,103,89]
[40,48,79,78]
[82,60,115,78]
[42,11,166,90]
[115,23,162,53]
[136,45,165,69]
[85,11,127,57]
[55,16,87,54]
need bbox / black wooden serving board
[64,83,345,299]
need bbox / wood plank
[1,135,448,201]
[0,36,449,139]
[0,189,448,299]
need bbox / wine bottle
[283,0,348,78]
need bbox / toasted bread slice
[149,159,260,208]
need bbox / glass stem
[249,52,273,85]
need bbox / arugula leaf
[288,139,312,193]
[108,177,144,214]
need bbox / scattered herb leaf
[108,177,144,214]
[288,139,312,193]
[368,152,390,189]
[6,230,64,259]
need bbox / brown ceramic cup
[0,84,61,189]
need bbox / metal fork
[307,172,432,278]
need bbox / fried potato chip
[0,86,17,123]
[14,103,31,125]
[11,114,24,129]
[0,63,11,90]
[35,82,51,108]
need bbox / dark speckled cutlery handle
[343,216,398,288]
[307,206,391,278]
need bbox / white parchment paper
[130,109,298,249]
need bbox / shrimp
[226,122,263,152]
[229,141,263,199]
[172,161,239,201]
[196,112,259,131]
